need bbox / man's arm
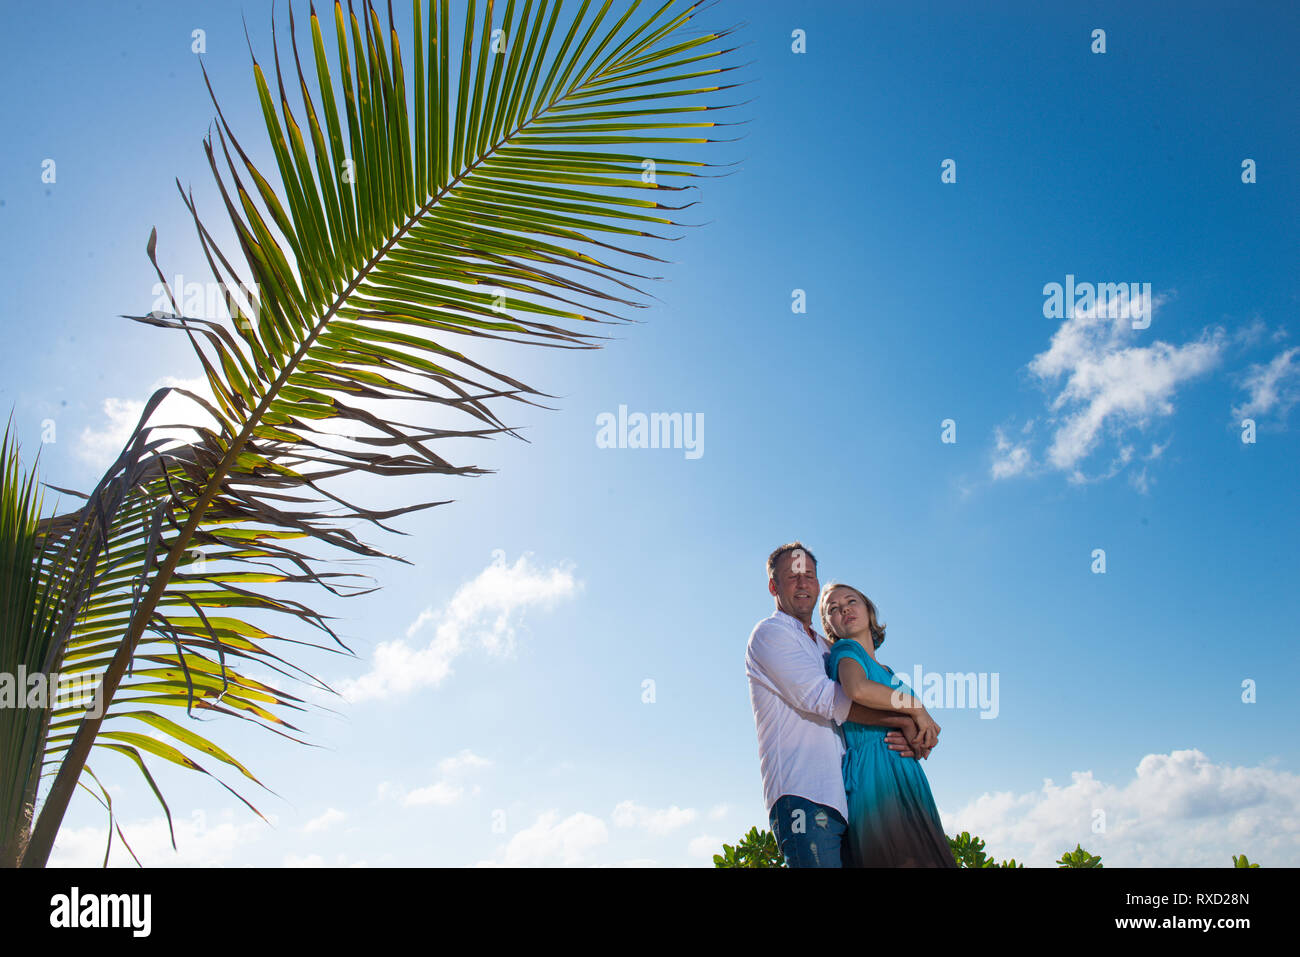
[748,623,851,725]
[847,703,911,728]
[847,704,922,758]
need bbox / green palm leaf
[0,425,63,866]
[18,0,742,867]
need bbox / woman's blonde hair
[819,582,886,650]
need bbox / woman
[820,582,956,867]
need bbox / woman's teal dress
[826,639,956,867]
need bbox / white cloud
[339,550,581,702]
[380,749,491,807]
[687,834,725,859]
[947,749,1300,867]
[403,782,463,807]
[439,749,492,776]
[1232,347,1300,421]
[49,808,267,868]
[611,800,697,835]
[991,426,1032,479]
[283,852,368,867]
[1127,440,1169,494]
[707,803,731,821]
[77,376,218,469]
[479,810,609,867]
[302,808,346,834]
[992,294,1224,483]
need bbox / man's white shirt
[746,610,853,820]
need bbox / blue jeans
[768,794,846,868]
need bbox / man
[746,542,923,868]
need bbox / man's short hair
[767,542,817,583]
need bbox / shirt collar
[774,609,825,645]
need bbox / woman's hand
[896,717,934,760]
[885,716,919,757]
[897,721,924,758]
[913,710,941,751]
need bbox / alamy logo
[1,668,103,718]
[150,273,261,326]
[49,887,151,937]
[595,405,704,459]
[891,666,1000,719]
[1042,274,1152,329]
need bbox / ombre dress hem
[827,640,957,868]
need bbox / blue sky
[2,0,1298,867]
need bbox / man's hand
[885,716,919,758]
[885,716,935,760]
[884,729,914,757]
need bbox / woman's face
[825,586,869,641]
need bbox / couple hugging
[745,542,956,868]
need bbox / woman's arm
[838,658,941,749]
[837,657,924,714]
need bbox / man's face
[769,548,819,623]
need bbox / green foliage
[947,831,1019,868]
[0,426,56,867]
[717,828,1259,869]
[13,0,740,868]
[1057,844,1103,868]
[713,826,784,868]
[949,831,995,868]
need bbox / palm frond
[19,0,743,866]
[0,423,61,867]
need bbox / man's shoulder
[747,612,788,645]
[745,615,781,673]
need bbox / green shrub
[713,826,784,868]
[1057,844,1103,868]
[716,827,1258,869]
[948,831,1020,867]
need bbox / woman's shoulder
[828,639,873,669]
